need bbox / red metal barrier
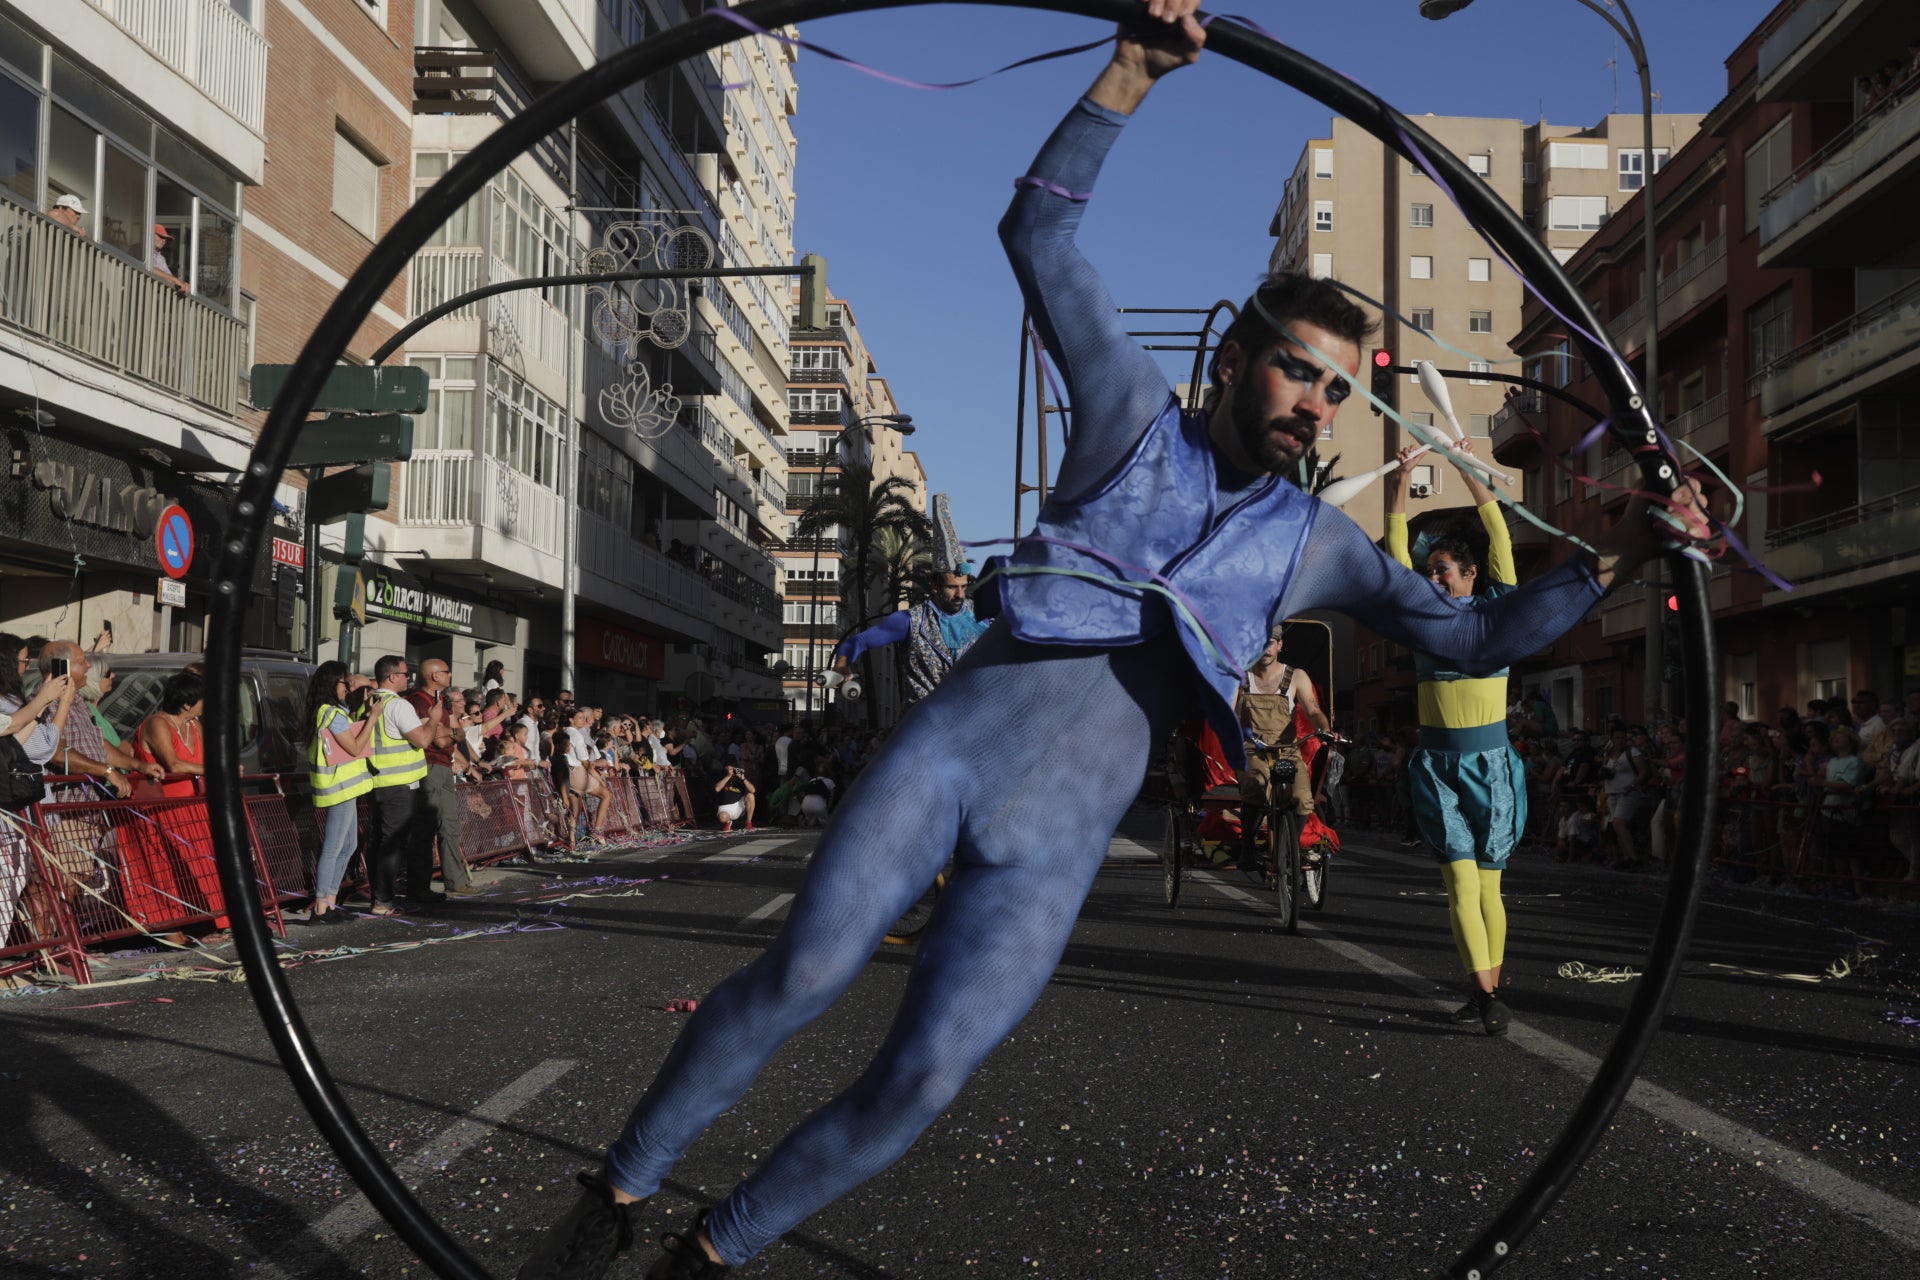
[598,777,644,839]
[506,773,571,852]
[0,821,85,983]
[1714,789,1919,892]
[23,788,291,973]
[458,779,532,866]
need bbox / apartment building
[392,0,797,715]
[1486,0,1920,727]
[780,259,926,726]
[0,0,404,655]
[1267,109,1702,547]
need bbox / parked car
[95,650,315,779]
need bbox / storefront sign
[31,457,170,535]
[157,578,187,608]
[578,616,666,680]
[360,566,514,644]
[271,537,306,569]
[365,570,474,631]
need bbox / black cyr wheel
[1273,811,1300,934]
[1302,839,1327,910]
[1161,805,1184,907]
[884,871,948,944]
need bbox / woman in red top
[126,671,227,930]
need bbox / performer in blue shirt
[827,564,988,706]
[518,7,1696,1277]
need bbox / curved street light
[1420,0,1670,719]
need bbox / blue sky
[783,1,1779,548]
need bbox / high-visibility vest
[365,689,428,788]
[308,703,373,808]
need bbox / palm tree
[793,463,933,720]
[793,462,933,631]
[872,526,934,619]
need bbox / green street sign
[308,463,392,524]
[287,414,415,467]
[250,364,430,414]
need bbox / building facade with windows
[0,0,401,655]
[1493,0,1920,727]
[388,0,797,715]
[780,260,924,725]
[1268,109,1702,548]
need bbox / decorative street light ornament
[583,216,716,353]
[598,357,682,440]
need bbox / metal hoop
[204,5,1718,1277]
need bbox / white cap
[53,193,86,215]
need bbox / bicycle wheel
[1272,810,1301,934]
[1302,838,1327,910]
[884,870,948,944]
[1162,804,1184,908]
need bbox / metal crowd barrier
[1713,787,1920,892]
[3,765,737,984]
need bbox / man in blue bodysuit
[517,7,1695,1277]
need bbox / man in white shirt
[648,720,671,770]
[517,696,547,765]
[774,723,793,778]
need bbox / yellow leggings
[1440,861,1507,975]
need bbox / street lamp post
[1421,0,1667,719]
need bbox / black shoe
[1477,989,1511,1037]
[1448,996,1482,1025]
[647,1209,731,1278]
[515,1170,640,1280]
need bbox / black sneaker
[1448,996,1482,1025]
[647,1209,731,1278]
[516,1170,640,1280]
[1480,991,1512,1036]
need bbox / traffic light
[308,462,392,523]
[1370,349,1395,416]
[1662,595,1685,706]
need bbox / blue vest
[978,398,1319,765]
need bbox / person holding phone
[38,642,161,799]
[714,764,755,834]
[304,661,374,923]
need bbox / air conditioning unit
[1409,482,1434,498]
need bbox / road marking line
[742,893,794,924]
[1181,866,1920,1253]
[308,1058,578,1246]
[702,838,792,864]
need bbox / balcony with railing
[578,510,715,632]
[87,0,268,133]
[1759,79,1920,265]
[408,249,571,383]
[1595,391,1732,489]
[1764,482,1920,588]
[1489,388,1544,458]
[1758,276,1920,430]
[1757,0,1912,105]
[1605,237,1727,351]
[0,200,243,414]
[398,450,569,583]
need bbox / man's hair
[373,653,407,684]
[1208,271,1379,392]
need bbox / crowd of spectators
[1315,683,1920,898]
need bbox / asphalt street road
[3,816,1917,1279]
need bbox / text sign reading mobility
[249,364,430,415]
[362,569,475,634]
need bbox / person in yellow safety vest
[304,660,375,924]
[363,653,436,916]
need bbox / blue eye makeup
[1270,350,1350,404]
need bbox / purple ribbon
[1014,176,1092,201]
[708,8,1115,91]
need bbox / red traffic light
[1373,349,1394,368]
[1665,594,1680,612]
